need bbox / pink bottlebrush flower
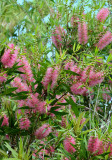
[42,67,53,89]
[96,8,109,22]
[64,61,74,70]
[0,72,7,83]
[27,93,39,108]
[80,69,88,83]
[96,141,104,155]
[35,124,52,139]
[8,43,14,49]
[109,143,112,157]
[88,70,104,86]
[70,82,87,95]
[17,56,34,82]
[37,102,51,114]
[19,117,30,130]
[88,136,104,155]
[18,100,27,108]
[70,64,81,74]
[95,31,112,50]
[11,77,29,92]
[42,67,59,89]
[61,116,67,128]
[78,21,88,44]
[27,93,51,114]
[71,16,79,27]
[52,26,66,49]
[1,43,18,68]
[63,136,76,153]
[51,67,59,89]
[1,115,9,127]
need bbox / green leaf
[0,149,8,158]
[50,0,55,2]
[1,87,18,96]
[50,106,61,112]
[51,111,68,116]
[5,77,16,84]
[50,99,58,106]
[12,95,28,100]
[57,102,69,106]
[18,106,31,110]
[5,143,18,158]
[65,97,79,117]
[73,43,76,52]
[19,137,23,158]
[107,54,112,62]
[61,149,75,159]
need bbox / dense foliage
[0,0,112,159]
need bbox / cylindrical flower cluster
[63,136,76,153]
[42,67,59,89]
[1,43,18,68]
[95,31,112,50]
[96,8,109,22]
[19,117,31,130]
[52,26,66,49]
[35,124,52,139]
[17,56,34,82]
[70,82,87,95]
[42,67,53,89]
[78,21,88,45]
[88,136,104,156]
[1,115,9,127]
[11,77,29,92]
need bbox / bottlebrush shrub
[0,4,112,160]
[0,41,110,159]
